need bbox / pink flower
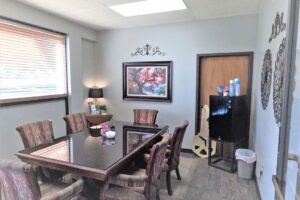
[102,123,110,132]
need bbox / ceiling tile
[186,0,260,19]
[15,0,261,30]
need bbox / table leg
[99,177,110,200]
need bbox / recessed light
[109,0,187,17]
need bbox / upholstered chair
[164,120,189,195]
[142,120,189,196]
[63,112,88,134]
[104,132,171,200]
[16,120,54,149]
[0,159,84,200]
[133,109,158,125]
[16,120,65,182]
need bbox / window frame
[0,16,69,109]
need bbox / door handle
[288,153,300,163]
[272,175,284,200]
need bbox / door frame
[275,0,300,198]
[195,52,254,135]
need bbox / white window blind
[0,19,67,104]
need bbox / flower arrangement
[96,104,107,111]
[215,85,229,96]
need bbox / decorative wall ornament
[261,49,272,110]
[123,61,172,102]
[131,43,165,56]
[269,12,287,43]
[273,38,286,126]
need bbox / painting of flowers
[126,131,153,153]
[123,61,172,102]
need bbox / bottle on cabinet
[234,78,240,96]
[229,80,235,96]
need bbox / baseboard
[254,178,262,200]
[181,148,193,153]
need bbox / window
[0,18,67,105]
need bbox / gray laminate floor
[159,153,260,200]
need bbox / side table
[208,137,245,173]
[85,114,113,126]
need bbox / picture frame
[88,102,98,114]
[123,61,172,102]
[122,126,158,155]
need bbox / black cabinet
[208,95,249,172]
[209,95,248,142]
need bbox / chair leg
[175,167,181,180]
[156,186,160,200]
[166,171,173,196]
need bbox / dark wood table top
[16,120,168,181]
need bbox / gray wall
[0,0,96,159]
[0,2,287,198]
[95,15,257,149]
[82,39,97,112]
[250,0,289,199]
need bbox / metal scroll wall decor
[261,49,272,110]
[273,37,287,126]
[131,43,165,56]
[269,12,287,43]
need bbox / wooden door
[196,53,253,135]
[200,56,250,107]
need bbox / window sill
[0,94,67,106]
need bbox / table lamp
[88,88,103,105]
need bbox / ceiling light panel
[109,0,187,17]
[100,0,145,6]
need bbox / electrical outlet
[256,165,264,179]
[260,166,264,177]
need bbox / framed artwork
[261,49,272,110]
[123,61,172,102]
[88,102,97,114]
[273,37,287,127]
[126,131,152,153]
[123,126,158,154]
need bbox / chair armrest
[41,178,84,200]
[0,160,36,173]
[144,148,170,161]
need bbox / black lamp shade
[89,88,103,98]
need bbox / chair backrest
[63,112,88,134]
[0,160,41,200]
[133,109,158,125]
[16,120,54,148]
[169,120,189,170]
[145,132,171,198]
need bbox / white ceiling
[16,0,261,30]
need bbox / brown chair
[164,120,189,195]
[133,109,158,125]
[63,112,88,134]
[104,132,171,200]
[0,159,84,200]
[143,121,189,195]
[16,120,54,149]
[16,120,66,182]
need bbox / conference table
[16,120,168,199]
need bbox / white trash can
[235,149,256,179]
